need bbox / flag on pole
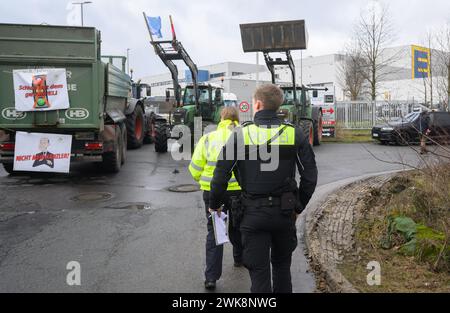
[145,15,163,39]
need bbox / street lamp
[72,1,92,27]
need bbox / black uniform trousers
[203,190,243,282]
[240,202,298,293]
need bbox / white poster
[14,132,72,173]
[13,69,70,112]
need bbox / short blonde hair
[221,106,240,123]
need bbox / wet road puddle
[70,192,114,202]
[104,202,153,211]
[167,184,200,193]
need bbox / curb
[303,174,394,293]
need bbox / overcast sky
[1,0,449,78]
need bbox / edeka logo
[65,108,89,120]
[1,108,27,120]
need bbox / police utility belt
[242,192,298,215]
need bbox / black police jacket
[209,110,318,212]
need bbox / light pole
[127,48,131,75]
[72,1,92,27]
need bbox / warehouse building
[141,45,449,106]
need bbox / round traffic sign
[239,101,250,113]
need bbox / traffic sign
[239,101,250,113]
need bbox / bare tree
[435,24,450,111]
[418,31,437,109]
[337,44,367,101]
[426,31,434,107]
[353,3,398,101]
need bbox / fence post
[345,103,348,129]
[372,101,376,128]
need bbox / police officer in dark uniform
[419,111,431,154]
[209,84,318,293]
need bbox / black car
[372,111,450,145]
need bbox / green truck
[0,23,142,174]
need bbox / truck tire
[144,115,154,144]
[154,121,168,153]
[2,163,14,175]
[102,126,122,173]
[313,112,323,146]
[120,123,127,165]
[300,120,314,146]
[126,105,145,149]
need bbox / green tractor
[240,20,325,146]
[102,55,168,151]
[144,14,224,150]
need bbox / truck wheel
[126,105,145,149]
[2,163,14,175]
[102,126,122,173]
[154,121,168,153]
[300,120,314,146]
[313,112,323,146]
[144,116,154,144]
[120,123,127,165]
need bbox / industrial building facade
[141,45,449,106]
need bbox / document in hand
[212,212,230,245]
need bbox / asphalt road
[0,142,432,293]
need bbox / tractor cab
[278,86,311,124]
[132,82,151,100]
[182,84,223,122]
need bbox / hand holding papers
[211,211,230,246]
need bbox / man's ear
[256,100,263,111]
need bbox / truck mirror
[166,90,170,102]
[146,88,151,97]
[313,90,318,98]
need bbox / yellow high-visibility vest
[242,124,296,146]
[189,120,241,191]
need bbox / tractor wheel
[102,126,122,173]
[313,112,323,146]
[154,121,168,153]
[126,105,145,149]
[144,118,154,144]
[300,120,314,146]
[120,123,127,165]
[2,163,14,175]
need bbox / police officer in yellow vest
[209,85,318,293]
[189,107,243,291]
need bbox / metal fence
[239,109,254,123]
[239,101,427,129]
[335,101,425,129]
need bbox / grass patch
[323,129,373,143]
[339,168,450,292]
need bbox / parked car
[372,111,450,145]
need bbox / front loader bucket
[240,20,308,53]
